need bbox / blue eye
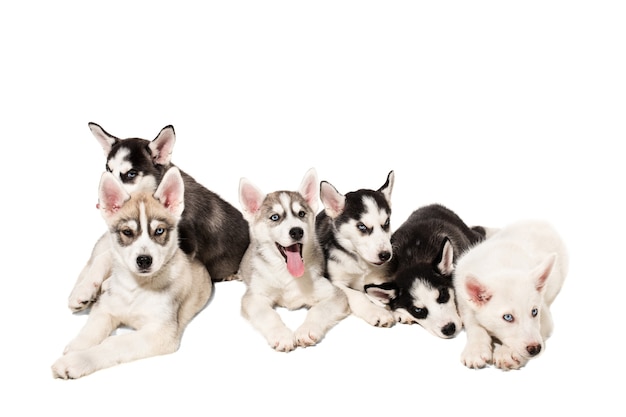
[503,314,514,322]
[155,227,165,236]
[357,222,368,233]
[531,308,538,317]
[270,214,280,221]
[121,229,133,237]
[298,211,306,218]
[126,170,138,179]
[411,306,427,319]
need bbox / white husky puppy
[454,220,568,370]
[238,168,349,352]
[52,167,211,379]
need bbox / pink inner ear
[320,182,344,218]
[240,182,263,215]
[151,127,176,165]
[100,177,126,215]
[466,276,491,305]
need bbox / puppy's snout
[527,344,542,356]
[136,255,152,269]
[290,227,304,241]
[441,322,456,337]
[378,251,391,263]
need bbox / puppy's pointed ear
[378,170,395,206]
[239,178,265,220]
[465,275,492,306]
[98,172,130,218]
[319,180,345,219]
[532,253,557,293]
[89,122,118,156]
[435,238,455,276]
[149,125,176,166]
[154,167,185,218]
[364,282,397,306]
[299,167,319,213]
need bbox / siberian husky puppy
[454,220,568,370]
[238,168,349,352]
[383,204,486,338]
[69,123,249,312]
[52,167,211,379]
[315,171,396,327]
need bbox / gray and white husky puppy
[238,168,349,352]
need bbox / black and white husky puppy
[315,171,396,327]
[68,123,250,311]
[381,204,486,338]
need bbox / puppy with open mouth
[238,168,349,352]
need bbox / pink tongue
[285,244,304,278]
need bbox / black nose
[441,322,456,337]
[527,344,542,356]
[378,251,391,262]
[290,227,304,241]
[136,255,152,269]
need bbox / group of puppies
[51,124,569,379]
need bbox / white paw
[460,342,492,369]
[68,280,102,312]
[393,309,417,324]
[493,344,527,370]
[267,329,296,352]
[361,307,396,328]
[51,352,93,380]
[294,324,323,348]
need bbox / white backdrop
[1,1,624,415]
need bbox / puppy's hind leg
[295,284,349,347]
[52,323,180,379]
[68,234,112,312]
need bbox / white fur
[52,168,211,379]
[454,220,568,370]
[319,172,395,327]
[238,168,349,352]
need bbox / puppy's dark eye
[503,314,514,322]
[270,214,280,221]
[383,218,390,230]
[411,306,428,319]
[298,211,306,218]
[121,229,133,237]
[531,308,538,317]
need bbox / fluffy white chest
[97,269,174,328]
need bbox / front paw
[68,281,101,312]
[393,309,417,324]
[51,352,93,380]
[362,307,396,328]
[493,344,528,370]
[294,324,323,348]
[461,342,492,369]
[267,329,296,352]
